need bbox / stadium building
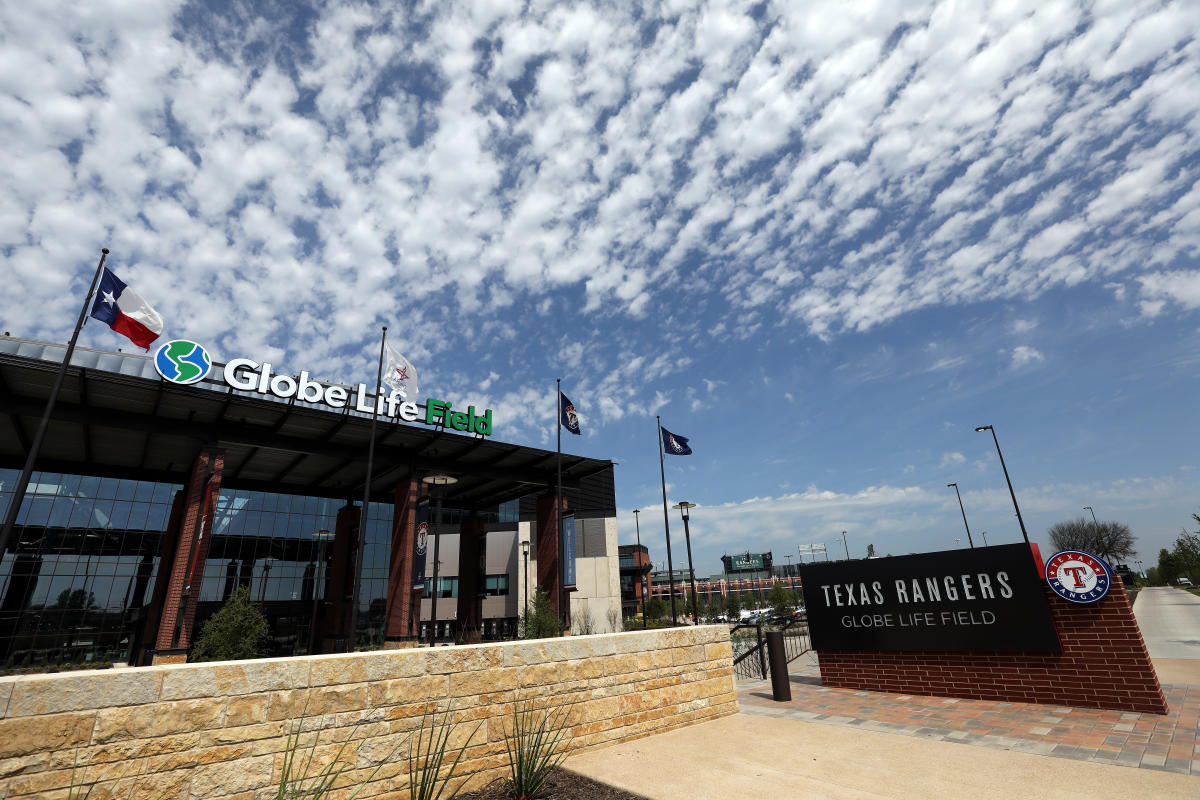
[0,336,619,667]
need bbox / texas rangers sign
[1045,550,1112,604]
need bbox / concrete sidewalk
[565,656,1200,799]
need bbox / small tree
[643,597,668,621]
[724,593,742,621]
[520,588,562,639]
[191,586,268,662]
[767,581,793,620]
[1048,518,1137,563]
[1157,548,1181,585]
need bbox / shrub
[519,588,561,639]
[191,586,269,662]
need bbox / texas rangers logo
[416,521,428,556]
[1045,550,1112,604]
[563,403,578,429]
[669,435,685,453]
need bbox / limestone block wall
[0,626,736,799]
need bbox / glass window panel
[57,473,81,496]
[259,493,277,514]
[98,477,119,499]
[152,483,173,504]
[106,502,132,530]
[66,498,92,528]
[246,492,263,512]
[115,480,137,501]
[22,496,53,527]
[48,496,73,527]
[133,481,155,502]
[78,475,100,498]
[126,504,150,530]
[145,504,170,531]
[273,514,290,537]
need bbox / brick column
[456,514,486,642]
[383,478,419,647]
[535,493,568,626]
[150,448,224,664]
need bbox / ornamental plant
[503,699,575,800]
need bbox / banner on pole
[561,514,577,590]
[412,499,429,592]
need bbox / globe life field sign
[798,544,1060,653]
[153,340,495,435]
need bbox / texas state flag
[89,268,164,349]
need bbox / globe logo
[154,340,212,385]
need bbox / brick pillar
[150,448,224,664]
[321,503,358,652]
[535,493,568,627]
[456,514,486,642]
[384,478,419,647]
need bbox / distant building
[617,543,651,618]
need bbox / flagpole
[656,416,678,626]
[347,325,386,652]
[556,378,564,630]
[0,247,109,561]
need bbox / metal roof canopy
[0,339,615,513]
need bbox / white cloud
[939,452,967,468]
[1011,345,1045,367]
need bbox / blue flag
[560,391,581,435]
[661,426,692,455]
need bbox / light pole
[975,425,1030,545]
[520,538,530,634]
[672,502,700,625]
[981,531,988,547]
[946,483,975,548]
[841,531,850,560]
[633,509,647,629]
[259,557,277,603]
[423,474,458,644]
[309,530,333,654]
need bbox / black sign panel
[798,544,1060,653]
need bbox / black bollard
[766,630,791,701]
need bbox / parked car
[1177,578,1194,587]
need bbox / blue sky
[3,0,1199,576]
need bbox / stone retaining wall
[0,626,736,798]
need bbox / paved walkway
[737,653,1200,775]
[1135,587,1200,659]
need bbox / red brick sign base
[816,577,1168,714]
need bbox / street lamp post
[259,557,277,603]
[672,502,700,625]
[841,531,850,560]
[946,483,975,548]
[309,530,333,654]
[974,425,1030,545]
[423,474,458,644]
[520,539,530,634]
[634,509,647,629]
[981,531,988,547]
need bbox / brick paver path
[738,657,1200,776]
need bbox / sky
[2,0,1199,578]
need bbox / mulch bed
[456,769,648,800]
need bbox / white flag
[382,343,418,400]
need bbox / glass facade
[0,468,177,668]
[193,487,393,656]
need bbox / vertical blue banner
[561,514,577,590]
[411,499,429,592]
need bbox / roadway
[1133,586,1200,684]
